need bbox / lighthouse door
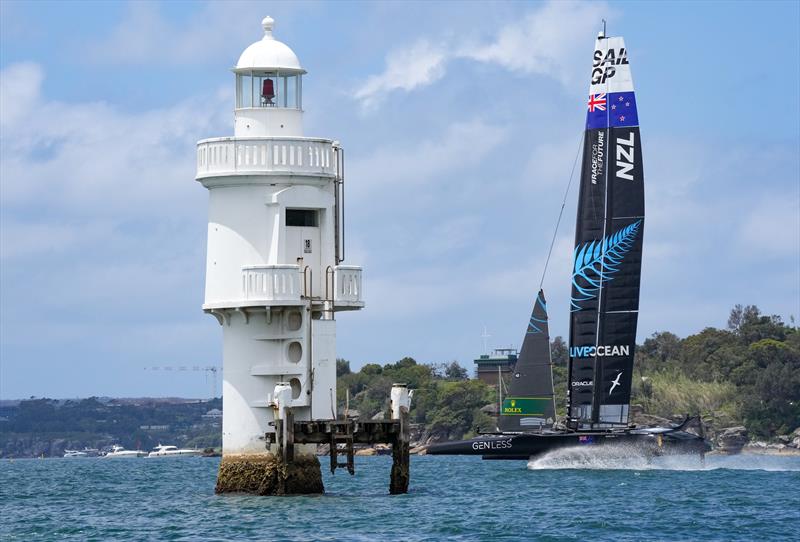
[286,209,321,297]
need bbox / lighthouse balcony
[331,265,364,310]
[204,264,363,310]
[242,264,304,304]
[196,136,336,179]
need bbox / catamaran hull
[427,430,710,460]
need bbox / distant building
[202,408,223,420]
[474,348,518,387]
[139,425,169,431]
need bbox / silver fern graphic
[571,220,642,311]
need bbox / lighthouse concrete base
[215,453,324,495]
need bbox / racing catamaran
[428,29,709,460]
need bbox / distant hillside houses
[139,425,169,431]
[0,396,222,458]
[203,408,222,419]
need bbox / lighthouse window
[285,75,297,108]
[236,74,253,109]
[286,209,318,227]
[235,71,303,109]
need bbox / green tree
[740,338,800,437]
[728,304,761,332]
[426,380,494,440]
[443,361,469,381]
[336,358,351,377]
[678,327,740,381]
[550,336,568,365]
[729,305,787,343]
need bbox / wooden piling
[389,407,410,495]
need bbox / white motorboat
[104,445,147,458]
[147,444,204,457]
[63,449,87,458]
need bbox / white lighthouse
[196,17,363,459]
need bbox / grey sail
[498,289,556,431]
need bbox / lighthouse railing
[242,264,302,302]
[333,265,363,307]
[196,137,336,179]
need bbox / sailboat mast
[590,34,612,426]
[547,331,557,421]
[497,365,502,414]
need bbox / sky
[1,0,798,399]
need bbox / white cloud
[354,0,611,108]
[354,39,448,110]
[347,118,508,195]
[464,1,609,85]
[86,1,261,66]
[0,61,225,360]
[635,136,799,336]
[0,219,115,261]
[0,62,228,219]
[0,62,43,128]
[739,196,800,258]
[89,2,170,64]
[523,136,586,189]
[416,215,483,259]
[346,127,799,349]
[477,235,574,299]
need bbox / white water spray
[527,445,800,471]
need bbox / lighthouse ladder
[329,423,355,475]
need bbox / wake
[526,445,800,471]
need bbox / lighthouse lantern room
[196,16,363,458]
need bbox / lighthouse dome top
[235,16,306,74]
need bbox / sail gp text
[472,439,513,451]
[591,47,629,84]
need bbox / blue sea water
[1,452,798,541]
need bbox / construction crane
[144,365,221,399]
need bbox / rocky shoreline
[739,443,800,456]
[714,425,800,455]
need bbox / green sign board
[501,397,549,416]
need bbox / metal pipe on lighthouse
[195,16,364,491]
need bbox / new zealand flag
[586,91,639,129]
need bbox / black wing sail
[498,289,556,431]
[567,36,645,429]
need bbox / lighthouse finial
[262,16,274,39]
